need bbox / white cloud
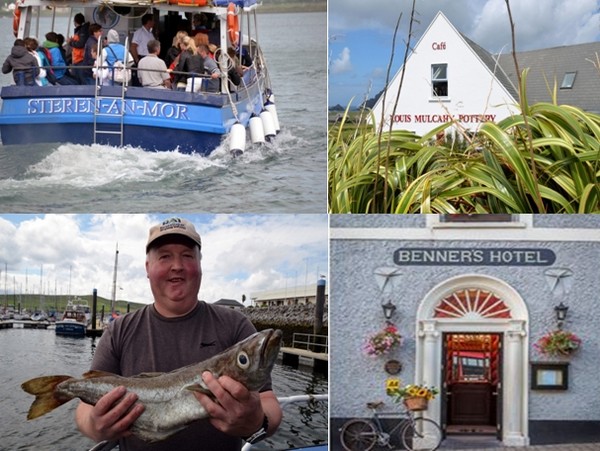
[472,0,600,52]
[331,47,353,74]
[330,0,599,52]
[0,215,328,308]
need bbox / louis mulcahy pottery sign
[394,248,556,266]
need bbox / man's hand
[75,386,145,442]
[194,371,264,437]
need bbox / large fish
[22,328,282,442]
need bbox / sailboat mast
[111,244,119,314]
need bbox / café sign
[394,248,556,266]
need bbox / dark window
[441,214,513,223]
[560,72,577,89]
[432,63,448,97]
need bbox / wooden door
[444,334,501,431]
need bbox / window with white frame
[432,63,448,97]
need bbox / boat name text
[26,98,190,120]
[393,248,556,266]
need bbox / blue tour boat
[0,0,279,155]
[55,299,90,337]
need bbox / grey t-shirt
[90,301,265,451]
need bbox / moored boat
[55,299,90,336]
[0,0,279,155]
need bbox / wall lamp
[382,299,397,320]
[554,302,569,328]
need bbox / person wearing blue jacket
[43,31,77,85]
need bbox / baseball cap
[146,217,202,253]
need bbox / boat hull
[0,76,265,155]
[55,321,87,337]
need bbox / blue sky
[0,214,328,306]
[328,0,600,108]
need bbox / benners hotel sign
[394,248,556,266]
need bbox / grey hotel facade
[330,214,600,448]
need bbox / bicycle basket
[404,396,428,411]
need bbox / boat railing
[241,394,328,451]
[9,63,247,95]
[290,333,328,354]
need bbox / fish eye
[237,351,250,369]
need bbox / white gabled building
[372,11,520,135]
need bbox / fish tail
[21,375,73,419]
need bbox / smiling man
[74,217,281,451]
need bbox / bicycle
[339,400,442,451]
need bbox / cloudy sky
[329,0,600,107]
[0,214,328,307]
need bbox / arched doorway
[415,274,530,447]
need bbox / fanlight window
[434,289,512,319]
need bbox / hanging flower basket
[534,329,581,357]
[362,322,402,357]
[404,396,429,411]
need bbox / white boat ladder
[93,38,129,146]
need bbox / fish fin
[133,372,163,378]
[21,375,72,420]
[185,384,215,398]
[82,370,115,379]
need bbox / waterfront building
[251,283,328,308]
[330,214,600,447]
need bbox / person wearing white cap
[100,29,134,85]
[74,217,282,451]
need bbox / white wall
[372,12,518,136]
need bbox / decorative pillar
[417,320,441,448]
[503,321,528,446]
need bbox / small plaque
[384,359,402,375]
[531,362,569,390]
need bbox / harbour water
[0,12,327,213]
[0,327,327,450]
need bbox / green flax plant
[328,89,600,213]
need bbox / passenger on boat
[172,36,204,92]
[131,13,155,63]
[24,37,49,86]
[82,23,103,85]
[165,30,188,72]
[91,46,110,86]
[43,32,78,85]
[137,39,172,89]
[101,29,134,86]
[194,30,210,49]
[74,217,282,451]
[2,39,39,86]
[192,13,209,34]
[224,47,244,89]
[198,44,221,93]
[68,13,90,83]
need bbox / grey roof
[461,33,519,100]
[496,42,600,113]
[214,298,245,308]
